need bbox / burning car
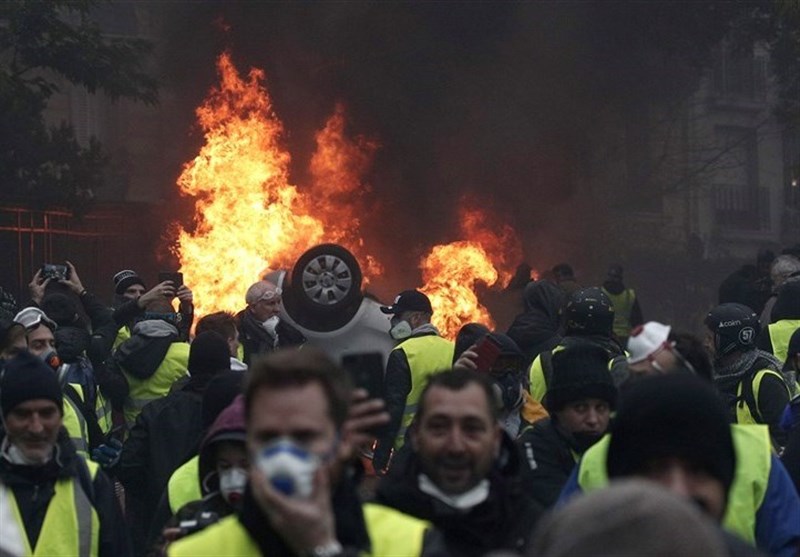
[265,243,396,363]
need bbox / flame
[308,103,383,280]
[173,52,379,318]
[420,241,499,340]
[420,200,524,340]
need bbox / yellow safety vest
[393,335,455,448]
[5,459,100,556]
[123,342,190,427]
[113,326,131,350]
[576,424,772,544]
[768,319,800,366]
[168,455,201,514]
[601,287,636,340]
[735,369,790,425]
[63,384,89,459]
[168,502,429,556]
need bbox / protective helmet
[564,287,614,336]
[704,303,759,357]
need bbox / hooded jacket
[375,432,542,557]
[507,281,565,363]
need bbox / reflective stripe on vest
[63,387,89,458]
[602,287,636,339]
[123,342,190,427]
[768,319,800,363]
[6,459,100,556]
[394,336,455,448]
[168,455,201,514]
[735,369,790,425]
[94,390,113,435]
[577,424,771,543]
[169,503,430,557]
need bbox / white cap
[627,322,671,364]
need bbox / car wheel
[291,244,363,315]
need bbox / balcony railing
[713,184,770,231]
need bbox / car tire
[291,244,363,316]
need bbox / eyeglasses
[257,287,282,303]
[13,307,57,332]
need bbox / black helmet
[565,287,614,336]
[704,303,759,357]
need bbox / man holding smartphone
[168,348,440,556]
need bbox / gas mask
[389,316,412,340]
[219,466,247,507]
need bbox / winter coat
[507,281,565,363]
[375,432,543,556]
[235,309,305,365]
[0,428,131,557]
[516,418,580,508]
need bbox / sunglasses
[257,287,283,302]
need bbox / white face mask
[389,319,412,340]
[262,315,280,336]
[219,467,247,505]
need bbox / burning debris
[172,51,527,336]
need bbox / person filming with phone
[168,347,442,557]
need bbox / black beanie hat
[0,352,63,417]
[189,331,231,379]
[113,269,145,295]
[201,372,245,429]
[607,374,736,495]
[545,342,617,412]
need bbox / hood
[523,281,565,322]
[132,319,178,338]
[198,395,246,494]
[770,279,800,322]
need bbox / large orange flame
[420,200,523,340]
[173,52,379,318]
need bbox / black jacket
[375,433,542,557]
[0,428,131,557]
[117,375,211,553]
[516,418,580,509]
[507,281,565,364]
[235,309,306,365]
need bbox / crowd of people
[0,255,798,557]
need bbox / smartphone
[41,263,70,281]
[158,271,184,289]
[472,334,502,373]
[342,352,385,402]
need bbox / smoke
[152,2,738,310]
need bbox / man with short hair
[517,342,617,508]
[373,290,454,471]
[376,369,542,556]
[236,280,305,365]
[168,347,439,556]
[197,311,247,371]
[0,352,130,556]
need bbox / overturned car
[265,244,396,365]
